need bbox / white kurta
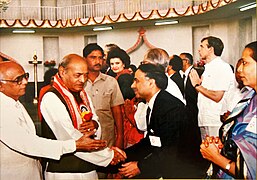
[40,92,114,180]
[0,92,76,180]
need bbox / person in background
[128,64,137,76]
[106,48,143,149]
[38,68,58,121]
[167,55,184,95]
[200,41,256,179]
[179,52,205,161]
[83,43,124,149]
[220,58,251,122]
[189,36,235,139]
[106,48,135,100]
[141,48,185,104]
[0,61,108,180]
[40,54,126,180]
[103,43,120,76]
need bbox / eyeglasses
[0,73,29,85]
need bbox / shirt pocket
[98,92,112,110]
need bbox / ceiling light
[239,2,256,11]
[12,29,35,34]
[155,20,179,26]
[93,26,113,31]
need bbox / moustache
[94,64,101,67]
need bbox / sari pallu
[218,90,256,179]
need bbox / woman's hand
[200,136,223,162]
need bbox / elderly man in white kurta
[0,61,107,180]
[40,54,126,180]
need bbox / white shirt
[165,73,186,105]
[198,57,235,127]
[41,92,114,180]
[183,65,193,88]
[0,92,76,180]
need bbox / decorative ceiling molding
[0,0,235,28]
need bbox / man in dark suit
[179,52,204,159]
[167,55,184,95]
[119,63,186,178]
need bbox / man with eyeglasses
[0,61,109,180]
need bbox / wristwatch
[225,160,233,171]
[194,83,201,88]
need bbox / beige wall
[0,14,256,82]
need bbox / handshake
[75,129,126,166]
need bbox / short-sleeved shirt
[85,73,124,147]
[198,57,235,127]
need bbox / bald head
[0,61,27,101]
[58,54,88,92]
[0,61,24,80]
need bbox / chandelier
[0,0,10,13]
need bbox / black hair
[106,48,130,68]
[83,43,104,58]
[201,36,224,56]
[43,68,58,86]
[138,63,168,90]
[245,41,257,62]
[169,55,183,72]
[180,52,193,65]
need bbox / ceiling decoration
[0,0,235,28]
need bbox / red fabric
[52,74,92,129]
[115,69,131,80]
[38,85,51,121]
[123,98,144,148]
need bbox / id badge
[149,135,162,147]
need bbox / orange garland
[0,0,236,28]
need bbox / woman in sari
[200,41,256,179]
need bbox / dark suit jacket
[170,72,184,95]
[184,66,204,116]
[125,90,186,178]
[181,66,204,158]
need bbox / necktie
[146,106,151,125]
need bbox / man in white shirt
[189,36,235,139]
[0,61,108,180]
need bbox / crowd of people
[0,36,256,180]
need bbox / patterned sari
[217,89,256,179]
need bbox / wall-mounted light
[93,26,113,31]
[239,2,256,12]
[12,29,36,34]
[155,20,179,26]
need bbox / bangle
[194,83,201,88]
[225,160,233,171]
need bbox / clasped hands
[200,136,224,162]
[77,121,127,166]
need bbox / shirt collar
[0,92,19,107]
[147,90,161,110]
[184,65,193,76]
